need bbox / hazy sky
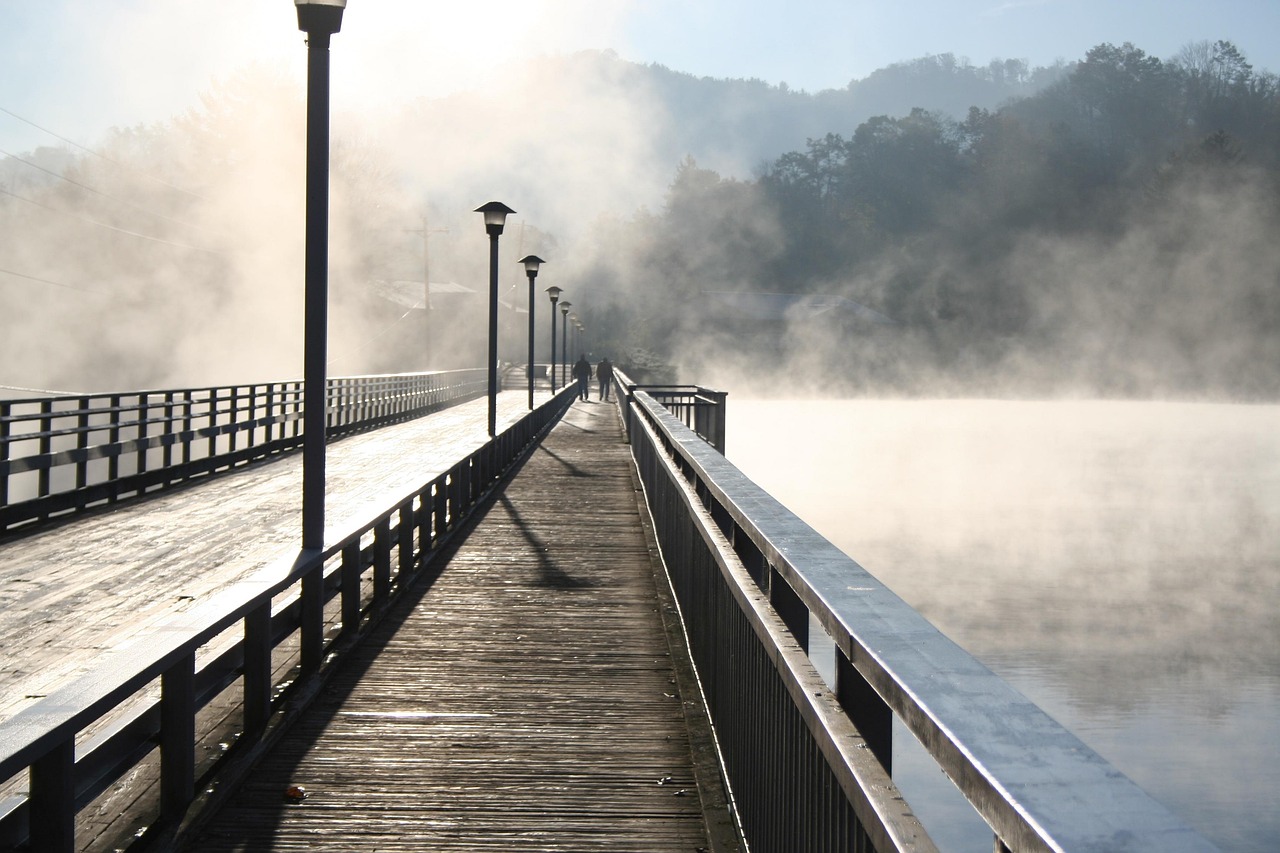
[2,0,1278,154]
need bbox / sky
[2,0,1279,156]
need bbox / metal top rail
[618,369,1217,853]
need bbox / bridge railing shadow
[613,368,1218,853]
[0,383,577,853]
[0,369,487,535]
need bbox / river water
[725,399,1279,853]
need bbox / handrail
[622,381,727,453]
[0,383,578,852]
[614,368,1218,853]
[0,369,486,534]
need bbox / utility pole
[403,215,448,370]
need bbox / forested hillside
[588,41,1280,398]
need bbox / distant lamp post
[559,301,572,390]
[519,254,545,410]
[545,285,562,391]
[475,201,515,437]
[296,0,346,551]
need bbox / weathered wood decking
[185,399,726,851]
[0,392,549,726]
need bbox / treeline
[593,42,1280,398]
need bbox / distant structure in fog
[700,291,894,326]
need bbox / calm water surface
[726,399,1279,853]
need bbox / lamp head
[475,201,515,236]
[560,301,572,316]
[519,254,546,276]
[545,285,563,303]
[296,0,346,36]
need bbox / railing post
[300,560,325,674]
[243,602,272,736]
[835,652,892,776]
[769,567,809,653]
[398,501,414,576]
[137,394,150,478]
[162,392,175,475]
[76,397,90,505]
[30,739,75,853]
[341,540,361,634]
[38,399,52,502]
[374,518,392,604]
[160,652,196,821]
[0,401,9,513]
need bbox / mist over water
[727,397,1279,853]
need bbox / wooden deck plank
[186,400,717,852]
[0,392,548,725]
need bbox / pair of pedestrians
[571,355,614,402]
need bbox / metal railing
[623,381,726,453]
[614,369,1218,853]
[0,370,486,533]
[0,383,577,852]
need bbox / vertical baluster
[106,394,121,501]
[38,399,52,502]
[162,392,175,475]
[206,388,217,462]
[0,401,10,511]
[248,385,258,455]
[835,652,892,776]
[160,653,195,821]
[398,501,414,576]
[30,739,75,853]
[228,386,239,456]
[182,390,194,468]
[341,541,361,635]
[243,601,272,736]
[433,477,448,539]
[300,561,324,674]
[265,383,277,445]
[75,397,89,501]
[373,517,391,603]
[136,394,149,483]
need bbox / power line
[0,146,205,234]
[0,266,98,294]
[0,105,205,201]
[0,187,223,255]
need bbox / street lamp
[475,201,515,437]
[545,286,562,390]
[559,301,572,392]
[296,0,346,552]
[518,254,545,410]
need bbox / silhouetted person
[572,354,592,401]
[596,357,614,401]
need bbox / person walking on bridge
[596,357,614,401]
[572,354,592,402]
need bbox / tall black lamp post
[297,0,346,551]
[518,254,545,410]
[475,202,514,437]
[545,285,562,390]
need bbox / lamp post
[296,0,346,552]
[559,301,572,391]
[518,254,545,410]
[545,285,562,391]
[475,201,515,437]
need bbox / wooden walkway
[185,400,724,852]
[0,391,552,725]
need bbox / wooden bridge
[0,370,1219,852]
